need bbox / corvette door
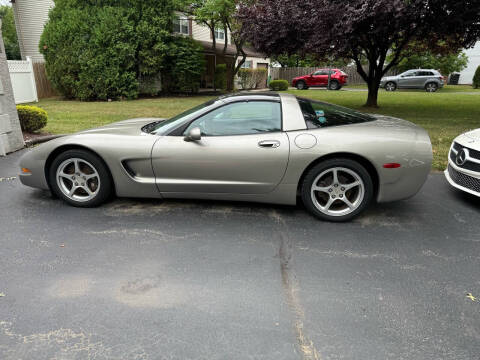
[151,100,289,194]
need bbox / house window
[174,17,189,35]
[214,28,225,40]
[241,60,253,69]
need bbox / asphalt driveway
[1,149,479,360]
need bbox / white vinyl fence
[7,57,38,104]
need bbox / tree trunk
[223,24,228,54]
[365,80,380,107]
[209,22,217,91]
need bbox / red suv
[292,69,348,90]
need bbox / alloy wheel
[425,83,437,92]
[310,167,365,217]
[56,158,101,202]
[385,82,396,91]
[329,81,339,90]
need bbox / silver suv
[380,69,444,92]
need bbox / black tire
[49,149,113,207]
[296,81,307,90]
[385,81,397,91]
[329,80,340,90]
[425,82,438,92]
[301,158,374,222]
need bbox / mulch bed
[23,132,52,142]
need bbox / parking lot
[1,149,479,360]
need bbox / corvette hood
[77,117,164,136]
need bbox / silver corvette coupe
[19,93,432,221]
[445,129,480,198]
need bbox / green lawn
[37,96,214,134]
[31,89,480,171]
[343,84,480,92]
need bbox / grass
[287,89,480,170]
[30,89,480,171]
[36,96,214,134]
[343,84,480,92]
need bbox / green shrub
[161,36,205,94]
[214,64,227,91]
[17,105,48,132]
[40,4,139,100]
[237,68,268,89]
[269,79,289,91]
[473,65,480,89]
[39,0,190,100]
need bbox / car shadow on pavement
[449,187,480,208]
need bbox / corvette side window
[183,101,282,136]
[298,98,374,129]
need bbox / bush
[237,68,268,89]
[473,65,480,89]
[161,36,205,94]
[40,4,139,100]
[214,64,227,91]
[269,79,289,91]
[17,105,48,132]
[39,0,191,100]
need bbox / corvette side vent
[121,160,137,178]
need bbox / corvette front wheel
[301,159,373,222]
[49,149,112,207]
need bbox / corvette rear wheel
[301,159,373,222]
[49,149,112,207]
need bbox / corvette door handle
[258,140,280,148]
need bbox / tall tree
[0,5,21,60]
[179,0,248,90]
[238,0,480,107]
[391,45,468,77]
[272,53,350,68]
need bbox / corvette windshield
[148,99,216,135]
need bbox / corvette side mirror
[184,127,201,142]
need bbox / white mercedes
[445,129,480,197]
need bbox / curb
[25,134,66,147]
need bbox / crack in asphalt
[271,211,320,360]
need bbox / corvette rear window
[297,98,374,129]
